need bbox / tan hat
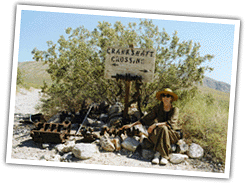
[156,88,178,101]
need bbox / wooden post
[123,44,134,120]
[123,79,131,119]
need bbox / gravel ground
[10,88,224,174]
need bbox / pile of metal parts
[28,102,111,144]
[28,98,144,144]
[100,126,142,138]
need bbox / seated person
[122,88,181,165]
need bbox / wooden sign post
[124,78,131,119]
[104,47,156,120]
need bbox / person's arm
[121,105,159,131]
[120,121,141,130]
[147,122,167,134]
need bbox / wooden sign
[104,47,156,82]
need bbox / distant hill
[18,61,231,93]
[18,61,52,88]
[202,77,230,93]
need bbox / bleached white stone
[72,143,99,160]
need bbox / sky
[17,7,237,85]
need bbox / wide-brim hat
[156,88,178,101]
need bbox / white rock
[53,155,61,162]
[63,140,76,152]
[85,118,96,125]
[169,153,188,164]
[68,136,76,141]
[61,152,73,162]
[171,144,177,152]
[40,154,51,161]
[121,137,140,152]
[72,143,99,160]
[187,143,204,158]
[42,143,49,149]
[55,144,65,153]
[55,140,76,153]
[100,135,115,152]
[177,139,189,154]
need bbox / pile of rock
[39,130,204,165]
[36,102,205,164]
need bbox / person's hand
[147,124,156,134]
[120,124,132,130]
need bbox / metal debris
[30,120,71,144]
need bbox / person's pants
[148,125,180,159]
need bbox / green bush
[32,19,214,117]
[176,88,229,164]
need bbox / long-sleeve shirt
[139,102,180,130]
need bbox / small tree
[32,19,214,116]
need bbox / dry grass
[175,87,229,164]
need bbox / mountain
[202,77,230,93]
[18,61,51,88]
[18,61,231,93]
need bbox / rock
[177,139,189,154]
[169,153,188,164]
[171,144,177,152]
[108,103,123,116]
[93,120,105,128]
[61,152,73,162]
[100,135,115,152]
[92,139,100,144]
[42,143,49,149]
[133,135,140,142]
[107,116,122,127]
[85,118,105,128]
[85,118,97,126]
[110,137,121,151]
[53,154,61,162]
[40,154,51,161]
[121,137,140,152]
[119,148,130,155]
[72,143,99,160]
[142,149,155,160]
[187,143,204,158]
[55,140,75,153]
[55,144,65,153]
[128,107,141,120]
[100,114,108,123]
[68,136,76,141]
[63,140,76,152]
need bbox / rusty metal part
[30,120,71,144]
[99,126,142,138]
[78,127,99,143]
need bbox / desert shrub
[176,89,229,164]
[32,19,214,116]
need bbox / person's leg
[149,125,169,164]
